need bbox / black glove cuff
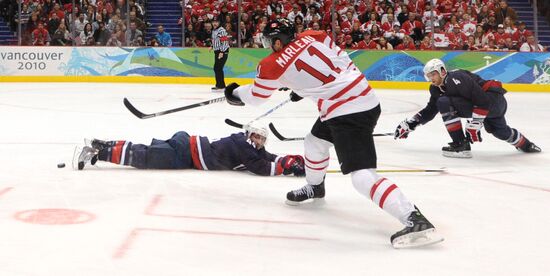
[224,83,245,106]
[289,92,303,102]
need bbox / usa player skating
[75,122,305,177]
[395,59,541,158]
[224,18,443,248]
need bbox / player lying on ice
[75,121,305,177]
[223,18,443,248]
[395,58,541,158]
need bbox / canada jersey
[235,30,379,121]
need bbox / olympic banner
[0,46,549,84]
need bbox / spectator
[419,35,434,50]
[155,25,172,47]
[94,21,111,45]
[92,13,105,32]
[106,31,123,46]
[32,22,50,46]
[129,11,146,32]
[494,24,511,48]
[339,34,357,49]
[519,35,546,52]
[125,21,143,46]
[512,21,532,46]
[72,12,88,38]
[107,14,120,33]
[13,4,32,31]
[51,22,71,46]
[385,22,406,47]
[395,35,416,50]
[238,21,253,47]
[47,11,61,36]
[495,0,517,25]
[502,16,516,35]
[79,22,95,46]
[49,3,64,20]
[448,24,468,50]
[501,37,518,51]
[377,36,394,50]
[287,4,304,22]
[357,31,379,49]
[464,35,480,50]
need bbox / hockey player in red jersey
[395,59,541,158]
[223,18,443,248]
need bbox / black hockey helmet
[263,18,295,48]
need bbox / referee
[210,17,230,92]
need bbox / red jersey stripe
[322,86,372,119]
[189,136,203,170]
[379,184,398,208]
[254,81,277,91]
[328,74,364,100]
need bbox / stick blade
[225,119,244,128]
[123,98,153,119]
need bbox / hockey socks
[351,169,415,225]
[507,129,541,153]
[97,140,133,166]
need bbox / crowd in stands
[0,0,156,46]
[0,0,547,51]
[181,0,547,51]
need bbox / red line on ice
[113,227,320,259]
[0,187,13,198]
[144,194,314,225]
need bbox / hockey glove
[465,120,483,143]
[289,91,303,102]
[278,155,305,177]
[224,83,245,106]
[394,117,420,139]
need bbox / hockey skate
[87,138,110,151]
[286,182,325,206]
[72,146,99,170]
[517,141,542,153]
[391,207,444,249]
[442,140,472,158]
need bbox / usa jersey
[234,30,379,121]
[189,133,283,176]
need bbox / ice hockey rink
[0,82,549,276]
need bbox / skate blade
[71,146,82,170]
[285,198,325,206]
[442,150,472,158]
[391,228,444,249]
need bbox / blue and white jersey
[189,133,282,176]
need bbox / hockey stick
[327,169,446,173]
[225,98,292,129]
[123,96,226,119]
[269,123,394,141]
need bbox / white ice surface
[0,83,549,276]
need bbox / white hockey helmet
[244,121,268,138]
[423,58,447,81]
[244,121,268,149]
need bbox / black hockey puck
[57,163,66,168]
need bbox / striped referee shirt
[212,27,230,52]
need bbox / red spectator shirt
[395,41,416,50]
[357,39,379,49]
